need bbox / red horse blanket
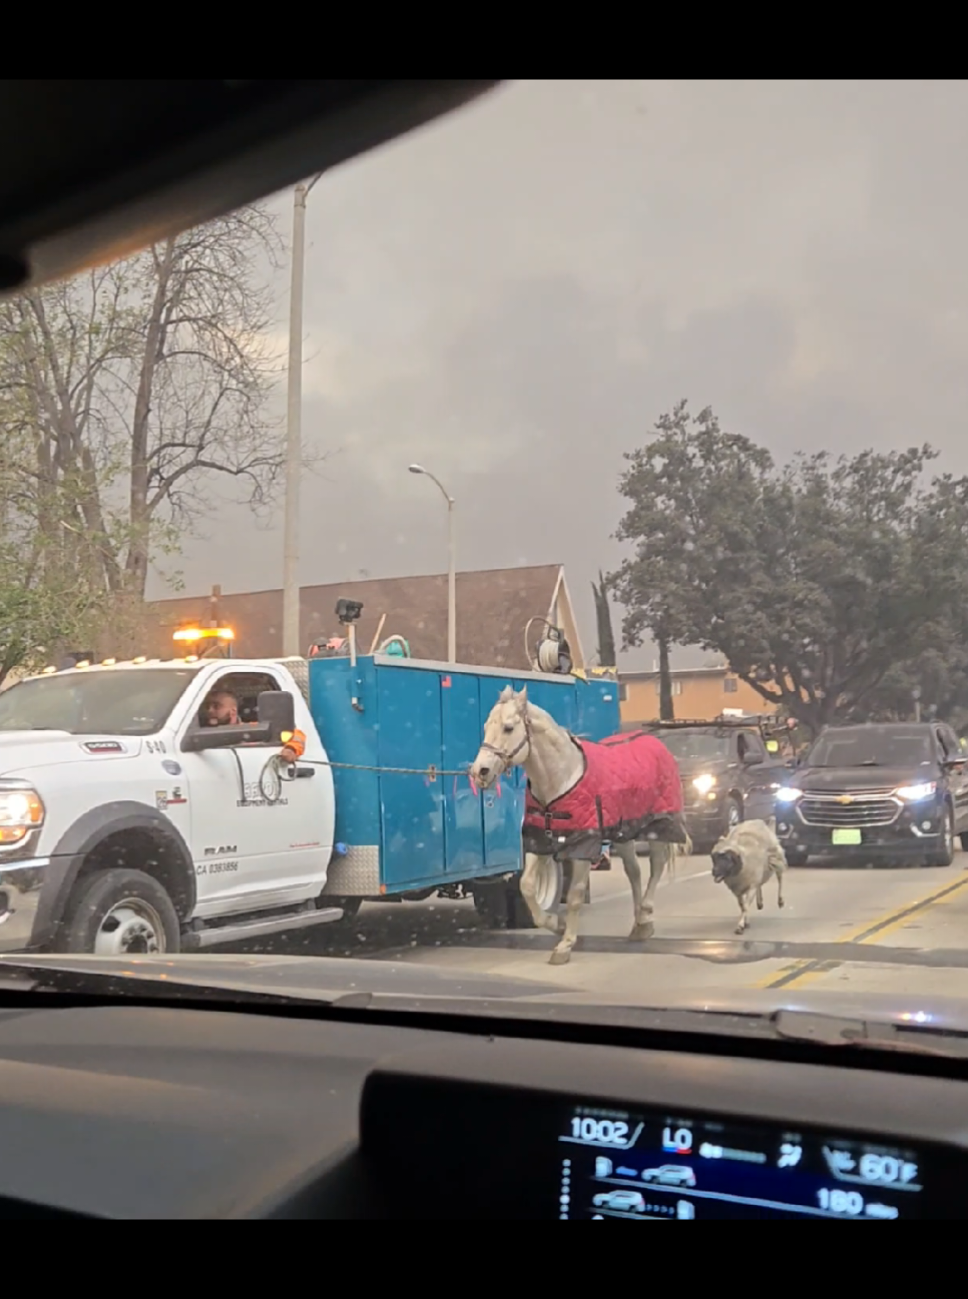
[522,730,685,861]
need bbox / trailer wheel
[318,896,363,922]
[472,859,564,930]
[471,883,511,929]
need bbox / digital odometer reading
[557,1106,925,1219]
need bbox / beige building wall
[620,668,777,724]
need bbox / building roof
[620,665,734,681]
[147,564,573,670]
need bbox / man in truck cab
[201,687,306,763]
[202,689,241,726]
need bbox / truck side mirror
[258,690,295,743]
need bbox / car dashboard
[0,1000,965,1218]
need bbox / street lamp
[282,172,323,659]
[409,464,456,664]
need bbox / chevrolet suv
[774,722,968,867]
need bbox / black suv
[774,722,968,867]
[642,718,786,853]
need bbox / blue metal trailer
[307,654,620,925]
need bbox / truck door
[180,668,332,914]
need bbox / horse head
[471,685,531,789]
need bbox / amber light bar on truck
[172,627,234,642]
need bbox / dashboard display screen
[558,1105,925,1219]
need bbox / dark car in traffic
[773,722,968,867]
[643,720,786,852]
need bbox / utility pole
[408,464,456,663]
[282,174,322,658]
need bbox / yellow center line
[756,874,968,991]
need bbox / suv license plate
[832,829,862,846]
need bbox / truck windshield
[805,729,935,768]
[0,670,197,736]
[653,732,731,761]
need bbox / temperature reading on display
[571,1117,630,1146]
[859,1154,918,1185]
[818,1188,864,1216]
[662,1126,693,1155]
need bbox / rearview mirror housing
[258,690,295,743]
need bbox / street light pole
[282,174,322,658]
[409,464,456,663]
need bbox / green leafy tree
[611,401,968,735]
[608,400,772,721]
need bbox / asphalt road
[233,847,968,1004]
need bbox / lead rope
[256,753,479,805]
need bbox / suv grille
[798,789,901,828]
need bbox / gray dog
[711,818,787,935]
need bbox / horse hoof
[756,900,764,910]
[735,924,747,935]
[629,922,654,941]
[778,899,785,908]
[549,948,571,966]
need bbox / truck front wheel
[54,868,181,955]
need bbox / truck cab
[0,657,337,956]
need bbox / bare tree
[0,205,285,602]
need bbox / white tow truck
[0,654,343,955]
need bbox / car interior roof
[0,80,500,296]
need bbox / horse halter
[479,700,532,773]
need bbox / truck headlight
[692,773,717,795]
[895,782,936,802]
[0,787,45,847]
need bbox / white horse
[470,686,690,966]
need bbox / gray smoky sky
[149,80,968,669]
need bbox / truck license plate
[832,829,862,846]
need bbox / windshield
[654,732,731,762]
[7,80,968,1034]
[0,671,196,736]
[805,730,935,769]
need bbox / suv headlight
[895,782,936,802]
[775,787,802,804]
[0,786,45,847]
[692,773,717,795]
